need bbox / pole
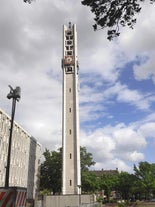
[5,85,21,188]
[5,98,16,187]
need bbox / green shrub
[118,202,125,207]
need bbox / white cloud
[113,127,146,152]
[104,82,153,110]
[117,3,155,83]
[118,3,155,53]
[138,122,155,139]
[79,77,155,130]
[81,124,146,171]
[126,151,144,162]
[111,159,132,172]
[133,54,155,83]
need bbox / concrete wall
[42,194,96,207]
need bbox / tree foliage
[81,0,155,40]
[100,172,119,201]
[40,148,62,194]
[40,146,95,194]
[23,0,33,3]
[23,0,155,40]
[134,161,155,199]
[82,171,100,193]
[82,162,155,201]
[117,172,137,200]
[40,147,155,199]
[80,146,96,171]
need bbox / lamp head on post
[7,85,21,101]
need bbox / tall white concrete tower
[62,23,81,195]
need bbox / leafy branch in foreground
[23,0,34,3]
[81,0,155,40]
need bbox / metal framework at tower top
[61,22,81,195]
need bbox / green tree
[100,172,119,201]
[23,0,32,3]
[40,148,62,194]
[80,146,96,171]
[40,146,95,194]
[117,172,137,200]
[82,171,100,193]
[134,161,155,199]
[81,0,155,40]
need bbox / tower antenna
[69,22,71,29]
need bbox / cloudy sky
[1,0,155,172]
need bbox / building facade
[62,23,81,195]
[0,107,42,201]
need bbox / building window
[67,51,72,55]
[67,31,72,35]
[70,153,72,159]
[69,108,71,112]
[69,88,71,92]
[66,67,72,73]
[67,41,72,45]
[70,180,72,186]
[69,129,71,134]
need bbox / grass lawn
[137,205,155,207]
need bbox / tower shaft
[62,23,81,195]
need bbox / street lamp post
[5,85,21,188]
[77,185,81,206]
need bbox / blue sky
[0,0,155,172]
